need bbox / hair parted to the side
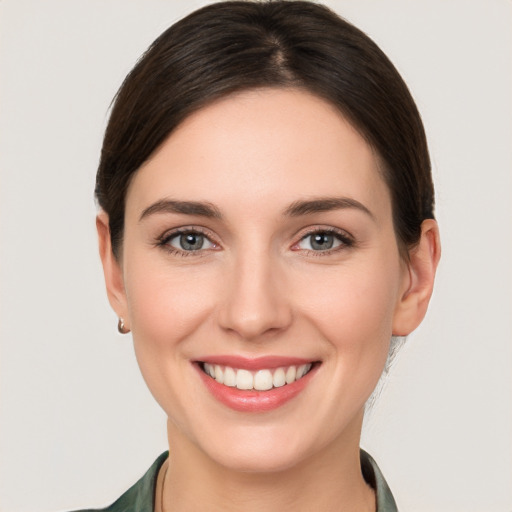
[95,0,434,259]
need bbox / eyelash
[156,227,219,257]
[292,227,355,256]
[155,226,355,257]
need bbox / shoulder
[69,452,168,512]
[69,450,394,511]
[360,449,399,512]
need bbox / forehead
[126,88,391,219]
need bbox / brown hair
[96,0,434,258]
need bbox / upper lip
[195,355,318,371]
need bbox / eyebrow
[139,196,374,222]
[283,196,375,219]
[139,199,223,221]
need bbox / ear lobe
[392,219,441,336]
[96,211,130,328]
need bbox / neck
[162,416,375,512]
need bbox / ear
[392,219,441,336]
[96,210,130,330]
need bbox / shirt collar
[104,449,398,511]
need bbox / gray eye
[180,233,204,250]
[310,233,334,250]
[168,232,214,251]
[297,231,344,251]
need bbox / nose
[217,251,292,341]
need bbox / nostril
[218,303,293,341]
[217,268,293,339]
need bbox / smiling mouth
[200,362,316,391]
[195,358,320,412]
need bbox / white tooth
[297,364,308,379]
[236,369,254,390]
[254,369,273,391]
[214,365,224,384]
[285,365,297,384]
[273,367,286,388]
[223,366,236,387]
[204,363,212,377]
[209,364,216,378]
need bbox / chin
[189,418,329,474]
[209,438,307,474]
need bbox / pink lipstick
[194,355,319,412]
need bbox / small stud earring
[117,317,130,334]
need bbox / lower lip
[195,363,318,412]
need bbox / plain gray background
[1,1,511,511]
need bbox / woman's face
[114,88,411,471]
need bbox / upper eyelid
[158,225,218,243]
[294,225,354,241]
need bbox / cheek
[126,261,217,344]
[298,263,401,342]
[293,259,402,395]
[122,258,221,418]
[123,257,220,405]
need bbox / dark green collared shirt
[76,450,397,511]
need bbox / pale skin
[97,88,440,512]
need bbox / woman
[90,1,440,510]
